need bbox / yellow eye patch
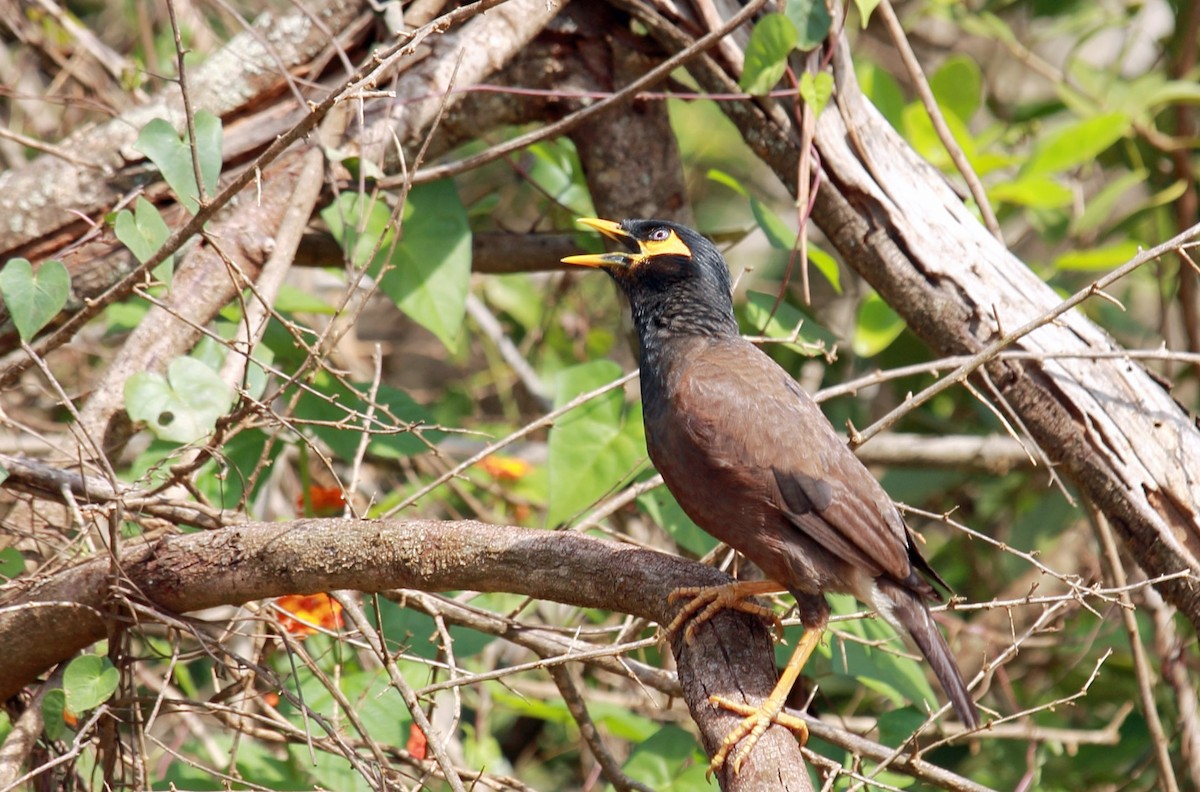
[639,229,692,260]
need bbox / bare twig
[166,0,208,209]
[874,0,1000,240]
[1090,506,1180,792]
[547,663,655,792]
[336,593,467,792]
[1142,582,1200,787]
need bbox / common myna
[563,218,979,773]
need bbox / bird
[562,217,980,773]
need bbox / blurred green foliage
[10,0,1197,790]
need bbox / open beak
[561,218,637,268]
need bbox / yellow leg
[708,626,822,774]
[665,580,787,644]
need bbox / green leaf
[42,689,67,741]
[743,290,832,354]
[547,360,646,526]
[229,740,295,787]
[294,670,406,791]
[0,546,23,579]
[929,54,981,123]
[481,273,544,331]
[823,594,938,711]
[113,196,174,282]
[782,0,831,51]
[492,689,574,725]
[381,181,471,352]
[1145,178,1189,211]
[739,14,797,95]
[798,71,833,115]
[590,700,660,741]
[194,428,275,510]
[988,175,1074,209]
[63,654,119,713]
[856,62,905,129]
[958,11,1017,46]
[852,0,881,26]
[1053,241,1141,272]
[0,258,70,342]
[134,111,223,214]
[193,110,222,197]
[324,182,471,352]
[1073,168,1147,235]
[854,292,905,357]
[1022,112,1130,178]
[1142,79,1200,110]
[274,283,335,314]
[751,200,797,251]
[526,140,594,218]
[877,707,931,748]
[901,102,980,173]
[706,168,749,197]
[124,356,236,444]
[749,201,841,294]
[104,301,148,334]
[806,245,842,294]
[623,725,714,790]
[321,191,393,269]
[638,486,715,556]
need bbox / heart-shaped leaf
[0,257,70,341]
[740,14,797,95]
[783,0,832,51]
[63,654,119,713]
[125,356,235,444]
[798,70,834,116]
[114,196,174,282]
[134,110,222,214]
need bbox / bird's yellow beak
[561,218,636,268]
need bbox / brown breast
[641,334,915,598]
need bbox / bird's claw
[707,695,810,775]
[665,584,785,645]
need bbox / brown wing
[675,337,912,582]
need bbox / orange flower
[477,455,532,482]
[406,722,428,760]
[296,485,347,516]
[275,593,344,637]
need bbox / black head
[562,218,738,339]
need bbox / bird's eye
[648,227,671,242]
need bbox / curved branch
[0,518,811,791]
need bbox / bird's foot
[707,695,809,774]
[705,625,824,775]
[665,581,786,645]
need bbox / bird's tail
[877,579,980,729]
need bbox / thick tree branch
[0,518,811,791]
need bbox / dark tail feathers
[878,579,980,729]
